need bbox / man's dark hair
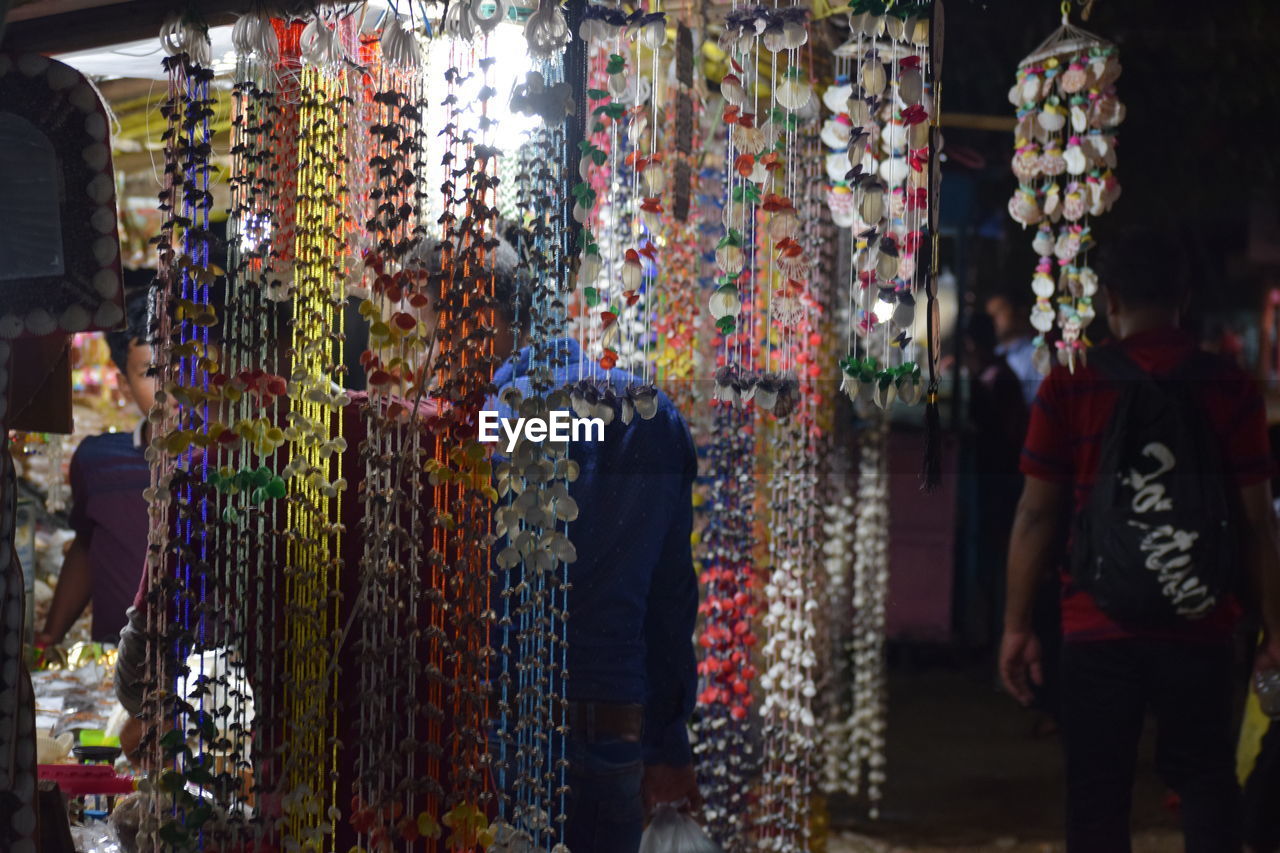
[1098,229,1191,308]
[986,288,1029,314]
[106,273,155,373]
[965,308,998,355]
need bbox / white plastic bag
[70,822,124,853]
[638,804,722,853]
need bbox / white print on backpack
[1119,442,1175,512]
[1125,522,1214,617]
[1121,441,1215,617]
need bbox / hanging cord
[921,0,943,492]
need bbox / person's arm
[114,591,150,717]
[1239,481,1280,672]
[641,417,701,813]
[38,448,93,646]
[999,476,1069,705]
[36,536,92,646]
[1000,365,1073,706]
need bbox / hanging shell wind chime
[1008,6,1123,374]
[826,0,937,411]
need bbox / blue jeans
[563,736,645,853]
[490,733,644,853]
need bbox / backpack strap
[1169,349,1221,383]
[1087,345,1152,385]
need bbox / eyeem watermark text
[479,410,604,452]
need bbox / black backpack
[1069,346,1237,626]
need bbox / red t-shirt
[1020,328,1273,642]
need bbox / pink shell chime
[1008,8,1124,374]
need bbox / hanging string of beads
[139,16,224,851]
[652,21,705,415]
[833,1,933,411]
[282,15,350,847]
[211,12,287,846]
[754,4,811,421]
[496,53,578,853]
[427,18,502,847]
[850,414,891,816]
[347,15,448,850]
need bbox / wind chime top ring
[159,16,212,64]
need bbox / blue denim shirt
[490,338,698,766]
[997,336,1043,406]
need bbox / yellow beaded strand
[287,63,348,851]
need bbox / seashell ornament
[1038,100,1067,132]
[1064,138,1088,175]
[861,182,887,224]
[827,187,858,228]
[861,61,887,97]
[1063,183,1086,222]
[1039,141,1067,176]
[1032,223,1054,257]
[899,67,924,106]
[1031,299,1056,334]
[1008,187,1043,227]
[824,80,853,113]
[776,70,812,111]
[1060,58,1089,93]
[1012,142,1041,182]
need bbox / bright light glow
[873,297,894,325]
[420,20,540,223]
[423,21,539,141]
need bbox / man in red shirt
[1000,232,1280,853]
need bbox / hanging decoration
[137,16,229,852]
[572,3,667,416]
[653,22,706,414]
[347,17,449,851]
[1008,6,1122,374]
[694,401,759,853]
[425,25,503,851]
[847,417,891,816]
[0,5,981,851]
[827,1,936,414]
[205,12,287,848]
[493,89,577,851]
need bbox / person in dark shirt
[1001,232,1280,853]
[963,311,1030,650]
[36,283,154,646]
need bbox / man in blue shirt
[987,292,1043,406]
[427,227,702,851]
[37,283,154,647]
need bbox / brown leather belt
[567,701,644,744]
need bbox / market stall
[10,1,1273,852]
